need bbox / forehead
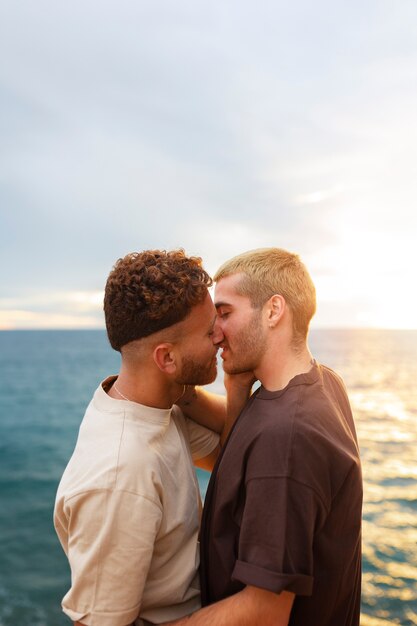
[183,292,216,330]
[214,273,251,307]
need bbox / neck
[108,363,183,409]
[255,340,313,392]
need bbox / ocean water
[0,329,416,625]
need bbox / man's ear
[266,294,286,328]
[153,343,177,374]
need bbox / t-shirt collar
[93,375,173,425]
[256,359,320,399]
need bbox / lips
[220,346,228,359]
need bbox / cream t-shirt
[54,377,219,626]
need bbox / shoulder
[318,363,348,393]
[58,411,165,506]
[235,379,358,493]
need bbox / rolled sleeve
[185,418,219,462]
[232,476,325,596]
[61,488,162,625]
[232,559,313,595]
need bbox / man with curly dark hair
[54,249,251,626]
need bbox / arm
[221,372,255,445]
[163,585,294,626]
[178,385,227,435]
[178,372,255,444]
[181,374,255,471]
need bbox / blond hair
[214,248,316,345]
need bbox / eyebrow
[214,301,231,310]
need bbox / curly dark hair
[104,249,212,351]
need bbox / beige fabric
[54,377,219,626]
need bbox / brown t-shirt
[200,362,362,626]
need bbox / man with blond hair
[166,248,362,626]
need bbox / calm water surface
[0,329,416,625]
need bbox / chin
[221,358,235,373]
[200,365,217,385]
[183,365,217,387]
[223,362,250,375]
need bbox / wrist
[225,386,252,399]
[224,378,254,396]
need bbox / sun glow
[311,228,417,329]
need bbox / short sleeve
[185,418,219,461]
[61,488,162,626]
[232,476,325,596]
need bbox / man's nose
[211,319,224,345]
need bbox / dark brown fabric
[200,361,362,626]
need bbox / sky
[1,0,417,330]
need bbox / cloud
[1,0,416,327]
[0,291,105,330]
[0,310,102,331]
